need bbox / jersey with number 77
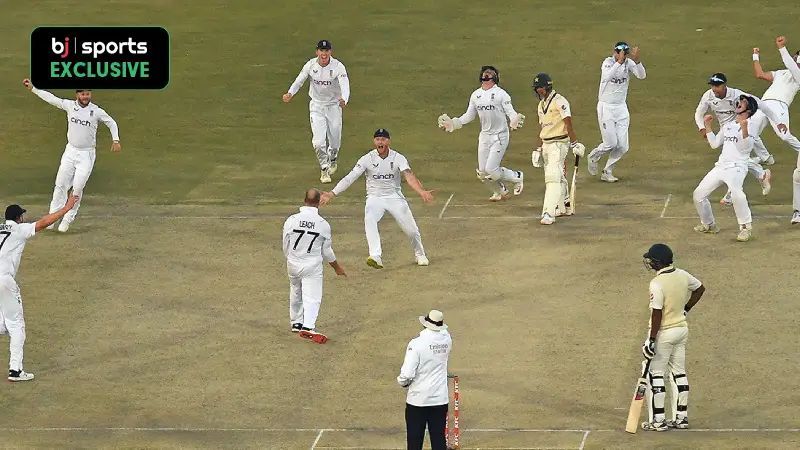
[282,206,336,268]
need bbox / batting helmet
[643,243,673,270]
[479,66,499,84]
[737,95,759,117]
[532,72,553,89]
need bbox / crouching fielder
[693,96,759,242]
[321,129,434,269]
[640,244,705,431]
[282,189,346,344]
[531,73,584,225]
[438,66,525,201]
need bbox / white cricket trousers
[694,164,751,225]
[477,131,522,194]
[309,100,343,169]
[364,196,426,260]
[589,102,630,173]
[50,144,96,225]
[287,263,323,329]
[541,140,569,216]
[750,100,800,152]
[0,277,26,372]
[647,326,689,423]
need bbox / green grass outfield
[1,1,799,448]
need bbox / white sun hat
[418,309,447,331]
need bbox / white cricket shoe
[366,256,383,269]
[291,323,302,333]
[540,213,555,225]
[329,161,338,175]
[587,156,599,176]
[57,222,70,233]
[641,421,668,432]
[320,169,332,184]
[489,186,510,202]
[737,224,753,242]
[693,223,719,234]
[719,191,732,207]
[792,210,800,225]
[667,417,689,429]
[512,171,524,196]
[46,224,55,231]
[8,370,34,382]
[760,169,772,196]
[600,170,618,183]
[416,256,429,266]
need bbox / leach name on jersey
[31,88,119,149]
[288,57,351,105]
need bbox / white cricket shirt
[762,69,799,105]
[706,120,756,166]
[0,221,36,283]
[287,57,350,105]
[332,149,410,199]
[456,85,518,134]
[282,206,335,268]
[397,328,452,407]
[31,88,119,149]
[597,57,646,104]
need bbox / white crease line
[660,193,672,218]
[438,193,454,219]
[578,430,590,450]
[310,429,325,449]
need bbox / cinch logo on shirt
[610,77,628,84]
[724,136,739,143]
[313,80,333,86]
[372,174,395,180]
[70,117,91,127]
[31,27,170,89]
[476,105,496,111]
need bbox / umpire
[397,309,452,450]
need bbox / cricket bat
[569,154,580,213]
[625,359,651,434]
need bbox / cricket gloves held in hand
[531,147,543,168]
[510,113,526,130]
[642,337,656,360]
[437,114,462,133]
[570,142,585,157]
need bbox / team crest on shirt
[561,105,566,110]
[390,161,394,169]
[90,110,94,117]
[312,69,318,73]
[330,69,334,77]
[372,163,379,167]
[491,93,495,100]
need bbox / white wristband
[753,54,760,61]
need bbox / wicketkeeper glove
[641,337,656,360]
[510,113,526,130]
[437,114,462,132]
[570,142,585,157]
[531,147,543,168]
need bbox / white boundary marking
[4,426,800,432]
[660,193,672,218]
[578,430,590,450]
[438,193,455,219]
[310,428,325,449]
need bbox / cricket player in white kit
[770,36,800,224]
[640,244,705,431]
[321,129,434,269]
[693,96,760,242]
[438,66,525,201]
[695,73,776,204]
[282,189,346,344]
[283,40,350,184]
[1,195,78,381]
[23,79,121,232]
[587,42,646,182]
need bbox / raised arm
[35,195,79,232]
[752,48,774,82]
[777,42,800,84]
[627,58,646,79]
[25,79,70,110]
[599,58,625,83]
[704,116,724,149]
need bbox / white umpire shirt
[331,149,410,199]
[397,328,452,407]
[0,221,36,289]
[31,88,119,149]
[456,85,519,134]
[287,57,350,105]
[282,206,336,272]
[597,57,646,104]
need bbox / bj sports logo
[31,26,169,89]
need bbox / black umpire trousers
[405,402,448,450]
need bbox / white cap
[418,310,447,331]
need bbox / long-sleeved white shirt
[455,85,519,134]
[282,206,335,269]
[597,57,646,104]
[287,57,350,105]
[695,87,781,130]
[764,47,800,105]
[706,120,755,166]
[397,328,452,407]
[0,220,35,286]
[331,149,410,199]
[31,88,119,149]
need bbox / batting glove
[531,147,543,168]
[570,142,585,157]
[641,337,656,360]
